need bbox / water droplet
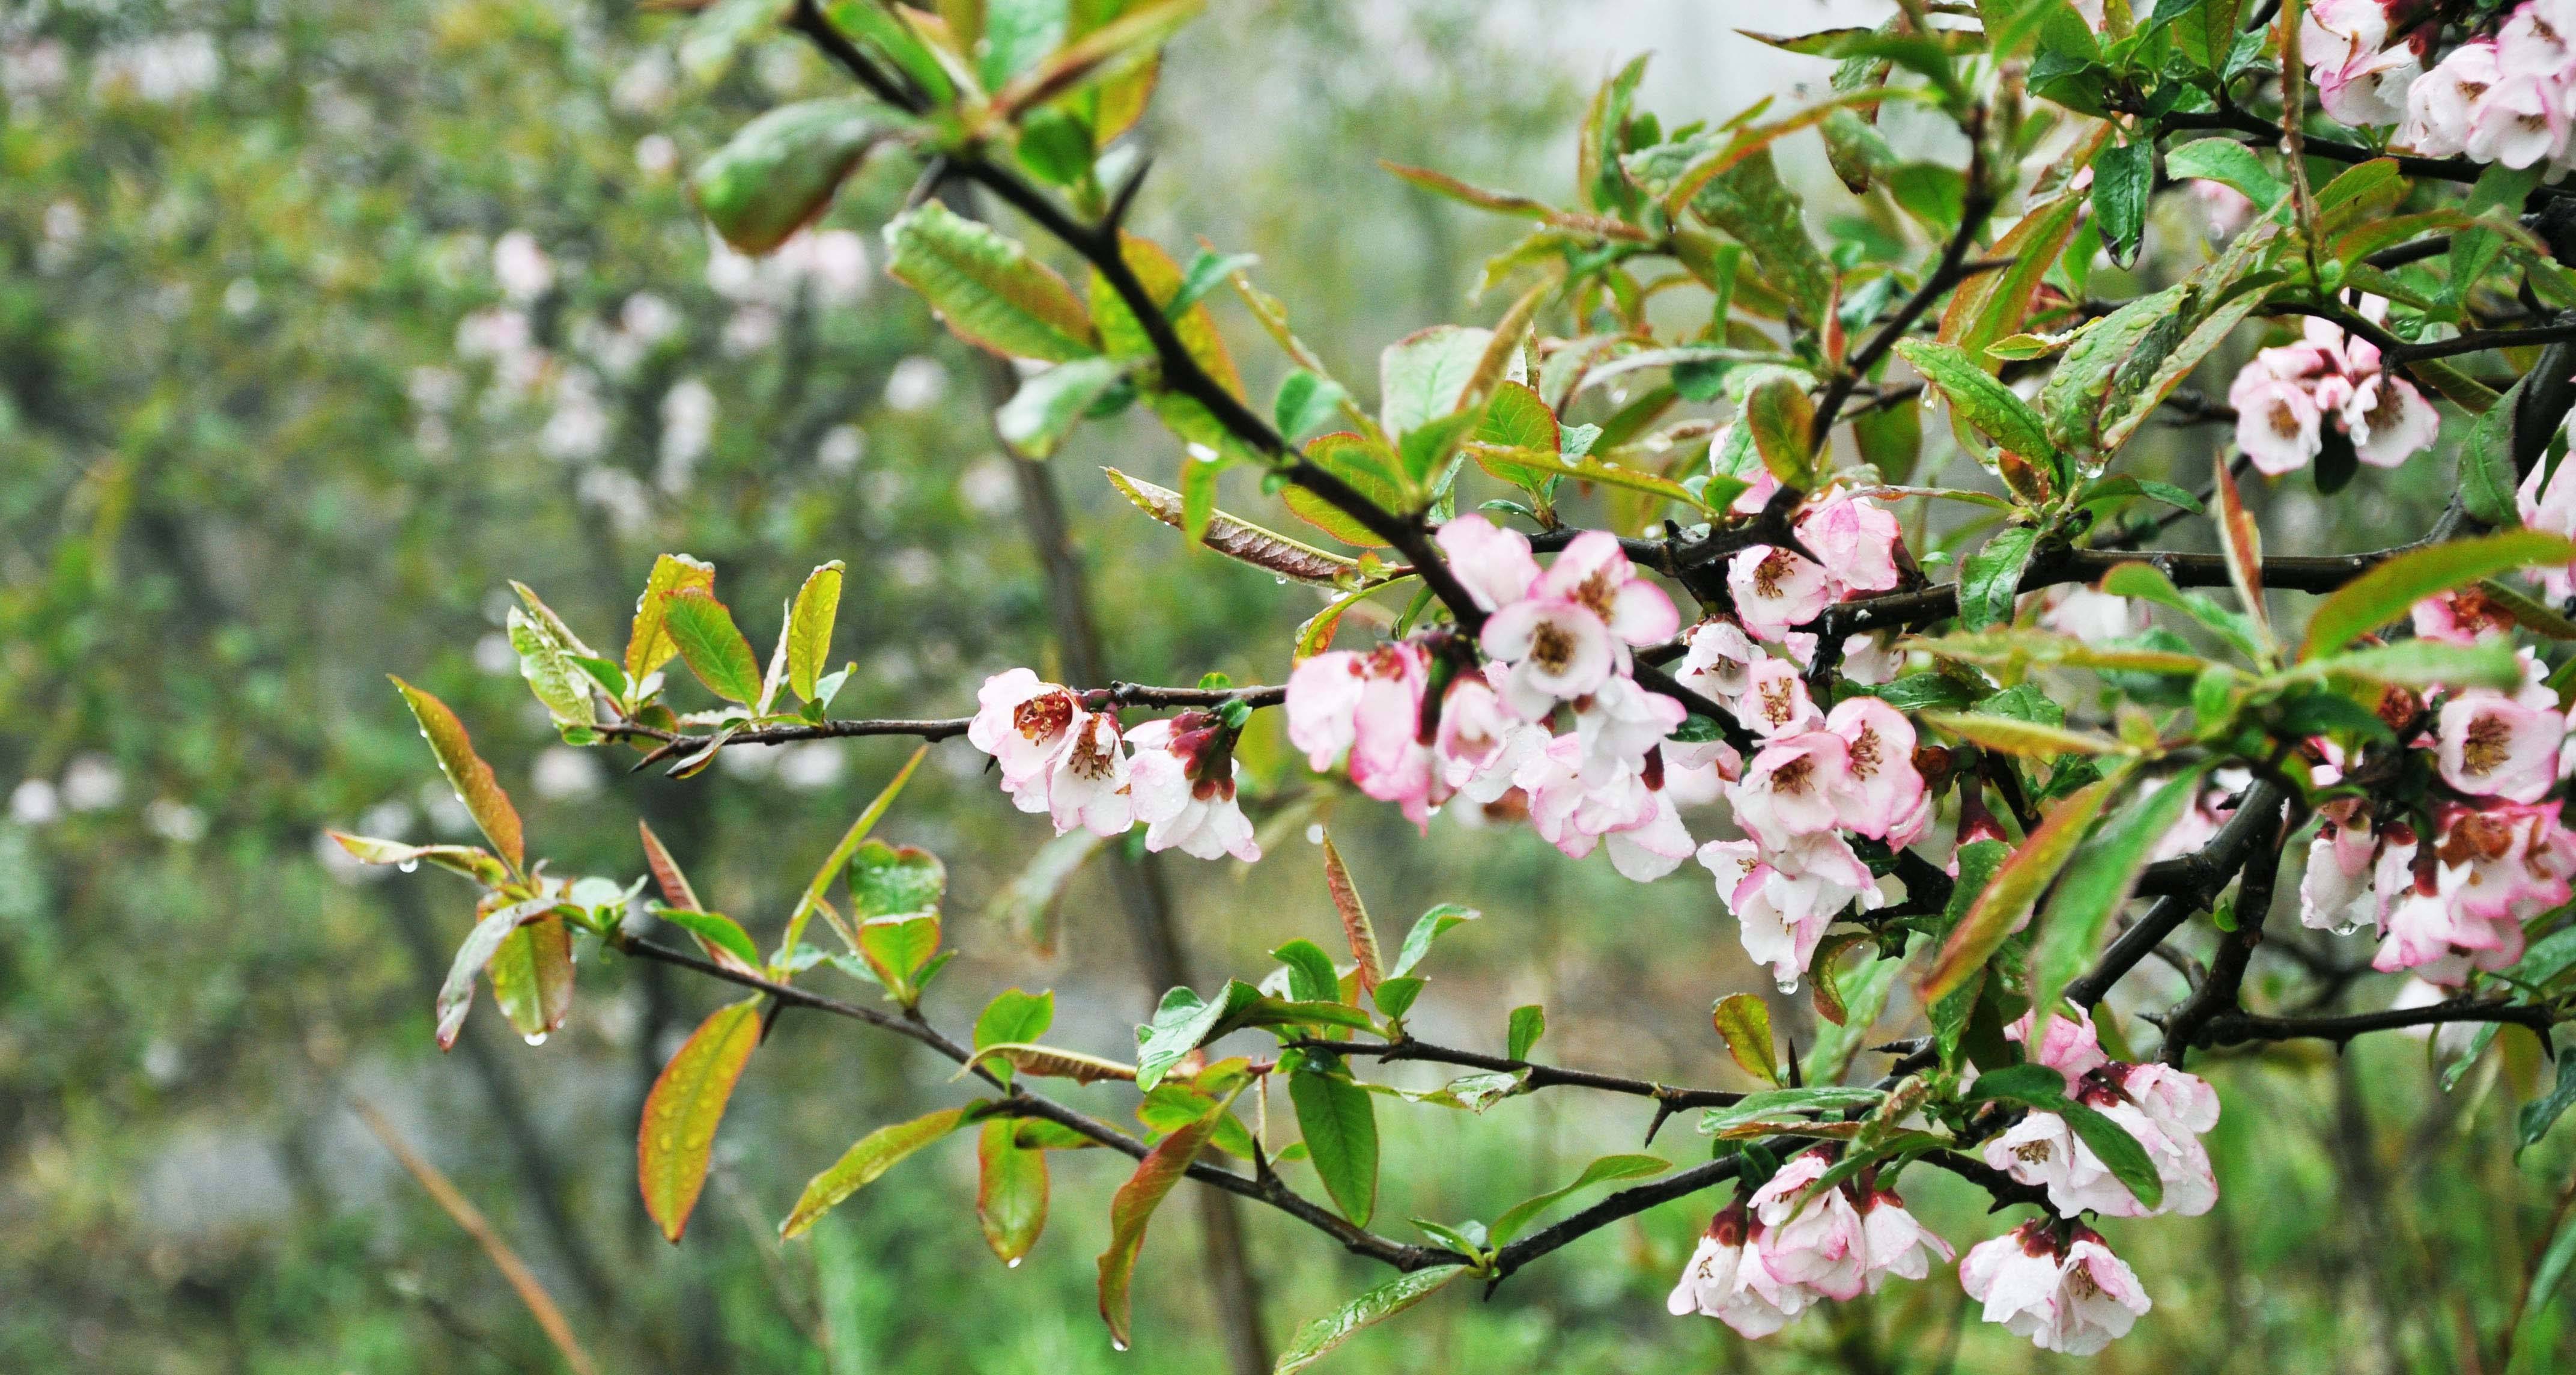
[1110,1339,1129,1353]
[396,859,421,873]
[1006,1257,1022,1269]
[1305,823,1326,845]
[1776,977,1801,995]
[2332,921,2360,937]
[1273,576,1289,585]
[523,1032,548,1047]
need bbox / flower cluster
[2300,0,2576,169]
[1287,517,1704,880]
[967,669,1260,861]
[1959,1221,2154,1356]
[2298,639,2576,983]
[2226,305,2439,476]
[1985,1011,2222,1219]
[1666,1151,1952,1337]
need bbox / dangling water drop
[523,1031,548,1047]
[1006,1257,1022,1269]
[397,859,420,873]
[1110,1338,1129,1353]
[1776,976,1801,995]
[2332,921,2360,937]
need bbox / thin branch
[2161,107,2575,196]
[2159,811,2287,1064]
[2387,322,2576,364]
[592,683,1287,760]
[2199,997,2562,1048]
[1284,1035,1743,1111]
[2063,781,2286,1010]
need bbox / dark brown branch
[2199,997,2561,1049]
[1284,1036,1743,1111]
[2387,322,2576,364]
[2158,811,2287,1065]
[2160,107,2575,196]
[2062,780,2286,1011]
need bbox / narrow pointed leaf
[1097,1087,1235,1349]
[327,833,508,886]
[1388,903,1480,980]
[1290,1064,1379,1225]
[1487,1154,1671,1246]
[2211,453,2274,656]
[640,998,764,1243]
[1320,835,1384,993]
[781,1106,973,1240]
[976,1117,1050,1264]
[1921,711,2133,758]
[786,561,845,703]
[1104,466,1357,585]
[1921,778,2119,1002]
[656,908,764,974]
[2029,766,2210,1040]
[1274,1265,1470,1374]
[961,1043,1140,1084]
[391,677,525,874]
[1894,338,2058,461]
[2300,531,2576,660]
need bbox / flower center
[2268,398,2304,440]
[1770,754,1814,797]
[1758,680,1797,728]
[1848,724,1881,779]
[2012,1140,2053,1165]
[1754,550,1792,599]
[1530,620,1577,672]
[1013,693,1074,743]
[1066,723,1117,779]
[2462,713,2514,775]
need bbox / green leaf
[2099,561,2268,662]
[487,915,574,1043]
[1273,1265,1470,1375]
[662,587,764,706]
[1168,247,1258,318]
[998,356,1129,457]
[1272,939,1344,1004]
[1134,982,1259,1093]
[2029,767,2210,1039]
[1379,324,1491,438]
[1104,466,1358,585]
[960,1043,1138,1085]
[2163,0,2244,72]
[1290,1063,1380,1225]
[1710,993,1781,1085]
[2462,373,2532,527]
[781,1106,972,1239]
[974,988,1057,1090]
[506,606,595,730]
[785,561,844,703]
[642,998,765,1242]
[691,97,884,255]
[821,0,955,104]
[1275,368,1352,441]
[1858,672,1982,712]
[656,907,763,972]
[857,913,943,995]
[2090,138,2152,266]
[1684,148,1836,329]
[1487,1154,1671,1246]
[1370,976,1426,1020]
[1098,1087,1237,1349]
[2324,638,2524,689]
[1958,526,2039,631]
[976,1117,1050,1265]
[850,839,946,918]
[1506,1004,1546,1062]
[781,745,928,960]
[1396,406,1481,486]
[1389,903,1480,980]
[1930,840,2008,1067]
[1744,374,1818,487]
[390,677,525,875]
[2164,138,2286,209]
[1894,339,2058,461]
[1284,433,1409,547]
[1470,381,1560,491]
[1921,778,2119,1002]
[1941,185,2082,362]
[884,201,1099,362]
[624,552,716,687]
[2301,530,2576,660]
[326,833,508,887]
[1921,710,2132,758]
[1698,1086,1886,1135]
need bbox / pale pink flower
[2413,588,2517,645]
[2342,371,2441,467]
[2110,1061,2223,1141]
[2468,71,2567,167]
[2515,455,2576,601]
[1960,1223,2152,1357]
[1435,672,1536,801]
[2436,690,2563,801]
[2086,1087,2218,1218]
[2190,179,2255,237]
[2299,824,2379,933]
[2319,49,2420,128]
[1839,632,1904,685]
[1606,787,1697,882]
[2404,40,2500,156]
[2437,801,2576,922]
[1985,1108,2161,1217]
[1128,716,1260,861]
[1677,617,1761,700]
[1728,545,1833,641]
[2299,0,2389,73]
[1522,736,1656,859]
[968,668,1084,806]
[1796,493,1904,594]
[1826,697,1924,840]
[1434,513,1539,611]
[1045,710,1133,837]
[2005,1007,2110,1092]
[1749,1152,1868,1302]
[1536,531,1681,646]
[1858,1190,1954,1291]
[1699,830,1880,989]
[1483,599,1621,720]
[2228,369,2324,475]
[1286,641,1438,826]
[1668,1205,1806,1337]
[1573,675,1686,785]
[1733,657,1824,739]
[2499,0,2575,79]
[1731,731,1853,846]
[2039,585,2143,644]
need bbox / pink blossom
[1749,1152,1868,1301]
[2404,40,2500,156]
[1678,617,1761,700]
[1960,1224,2152,1356]
[1839,632,1904,684]
[1698,830,1881,989]
[1605,787,1697,882]
[2299,820,2378,933]
[2343,371,2441,467]
[1858,1190,1954,1291]
[1531,530,1681,648]
[2436,802,2576,923]
[1482,598,1620,719]
[2228,369,2324,475]
[2110,1061,2223,1141]
[1733,657,1823,739]
[1985,1106,2166,1218]
[1433,513,1539,611]
[2038,585,2143,644]
[1668,1205,1806,1337]
[2413,588,2518,645]
[2468,71,2568,167]
[2005,1007,2110,1092]
[1435,671,1542,802]
[1795,493,1903,594]
[1731,731,1853,846]
[1128,716,1260,861]
[1572,675,1686,785]
[2515,455,2576,601]
[2085,1081,2219,1217]
[1045,710,1133,837]
[1728,545,1833,641]
[1522,736,1655,859]
[2436,690,2563,801]
[968,668,1084,807]
[2499,0,2575,79]
[1825,697,1923,840]
[1286,642,1439,826]
[2299,0,2389,74]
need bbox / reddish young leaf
[1097,1088,1236,1350]
[1919,778,2118,1004]
[639,998,764,1243]
[977,1117,1050,1266]
[1319,835,1383,994]
[488,915,574,1043]
[2211,452,2275,658]
[637,819,703,910]
[390,677,524,875]
[436,895,560,1050]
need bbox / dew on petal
[524,1031,548,1047]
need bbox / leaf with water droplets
[1097,1085,1238,1350]
[640,997,764,1243]
[435,895,560,1050]
[327,832,508,887]
[487,914,574,1043]
[390,677,524,876]
[1273,1264,1469,1374]
[976,1117,1050,1266]
[1710,993,1781,1085]
[779,1105,972,1240]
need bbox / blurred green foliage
[5,1,2576,1372]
